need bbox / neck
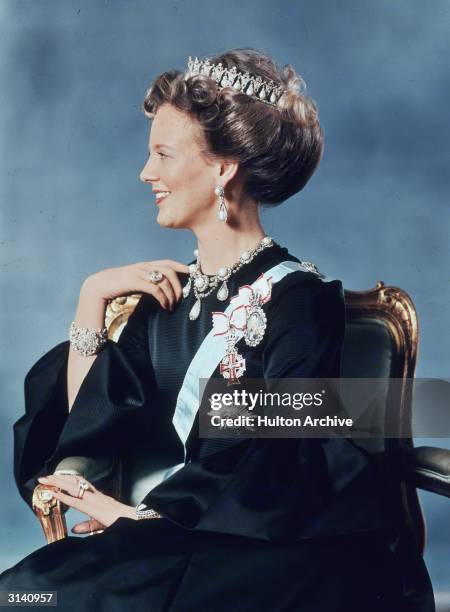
[193,200,267,275]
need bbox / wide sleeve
[140,275,396,541]
[14,293,159,509]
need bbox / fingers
[72,520,91,534]
[72,517,105,534]
[155,273,177,307]
[136,274,173,310]
[157,266,184,300]
[50,488,84,512]
[38,475,96,498]
[136,259,189,275]
[46,487,104,520]
[37,474,126,530]
[156,259,190,274]
[137,262,187,310]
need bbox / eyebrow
[149,143,177,152]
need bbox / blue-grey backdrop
[1,0,449,601]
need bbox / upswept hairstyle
[142,48,324,207]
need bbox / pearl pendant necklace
[182,236,274,321]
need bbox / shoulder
[265,252,344,305]
[265,266,345,333]
[260,249,343,306]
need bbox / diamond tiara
[185,56,285,108]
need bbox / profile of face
[140,104,235,230]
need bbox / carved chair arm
[33,456,122,544]
[32,484,69,543]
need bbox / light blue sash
[172,259,314,459]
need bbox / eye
[147,150,170,161]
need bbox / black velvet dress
[0,244,435,611]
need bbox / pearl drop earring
[215,185,228,223]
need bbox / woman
[0,48,434,611]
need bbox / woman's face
[140,103,225,230]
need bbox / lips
[155,192,171,205]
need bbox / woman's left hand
[37,474,137,534]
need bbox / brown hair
[142,48,324,207]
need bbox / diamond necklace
[183,235,274,321]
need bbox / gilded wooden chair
[32,283,450,547]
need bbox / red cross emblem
[219,348,246,385]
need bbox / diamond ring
[76,478,91,499]
[148,270,164,284]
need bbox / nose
[139,155,158,185]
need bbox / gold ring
[88,529,104,536]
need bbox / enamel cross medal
[219,328,247,385]
[212,273,273,385]
[212,303,247,385]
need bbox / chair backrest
[341,281,418,446]
[342,281,425,551]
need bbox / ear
[218,159,240,187]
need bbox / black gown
[0,244,435,611]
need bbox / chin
[156,210,186,230]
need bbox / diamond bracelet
[69,321,108,357]
[135,503,162,520]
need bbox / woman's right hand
[82,259,190,311]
